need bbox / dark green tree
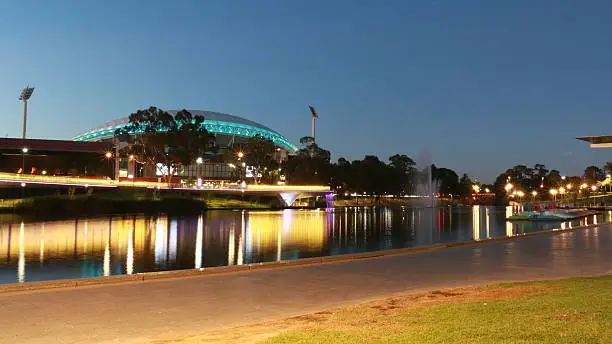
[240,135,278,184]
[584,166,605,184]
[114,107,216,181]
[284,137,331,185]
[388,154,417,195]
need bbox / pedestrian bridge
[0,172,332,206]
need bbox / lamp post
[550,189,558,202]
[19,87,34,176]
[196,157,203,186]
[19,147,28,174]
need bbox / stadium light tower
[308,105,318,143]
[19,87,35,139]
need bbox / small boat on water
[507,205,600,222]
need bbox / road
[0,224,610,344]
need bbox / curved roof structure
[72,110,298,152]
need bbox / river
[1,206,610,284]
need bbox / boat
[507,207,600,222]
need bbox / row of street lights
[504,180,607,203]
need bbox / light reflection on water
[0,207,610,284]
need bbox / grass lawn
[156,275,611,344]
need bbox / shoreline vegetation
[0,189,283,219]
[0,189,608,221]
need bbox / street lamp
[237,151,244,159]
[531,190,537,201]
[20,147,29,173]
[504,183,513,193]
[196,157,203,182]
[19,87,35,140]
[550,189,558,202]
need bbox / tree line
[114,107,612,201]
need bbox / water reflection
[0,206,610,284]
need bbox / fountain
[414,151,440,207]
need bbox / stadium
[72,110,298,179]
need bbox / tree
[432,166,460,196]
[388,154,417,195]
[284,137,332,185]
[114,107,216,182]
[458,173,473,197]
[233,135,278,184]
[584,166,605,184]
[604,162,612,176]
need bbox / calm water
[1,206,610,284]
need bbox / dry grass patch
[150,281,552,344]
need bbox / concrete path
[0,224,611,344]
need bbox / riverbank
[333,197,453,207]
[0,224,609,344]
[158,275,612,344]
[0,189,281,217]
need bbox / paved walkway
[0,224,611,344]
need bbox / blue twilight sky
[1,0,611,183]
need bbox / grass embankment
[158,275,612,344]
[0,189,277,217]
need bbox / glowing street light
[237,151,244,159]
[22,147,28,153]
[472,184,481,193]
[104,152,113,159]
[566,184,572,190]
[559,187,566,194]
[195,157,203,181]
[504,183,513,192]
[550,188,558,201]
[531,190,538,200]
[591,185,598,191]
[485,188,490,193]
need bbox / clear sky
[1,0,611,182]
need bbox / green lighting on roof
[73,119,298,152]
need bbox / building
[577,135,612,149]
[73,110,298,180]
[0,137,113,176]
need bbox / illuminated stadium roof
[73,110,298,152]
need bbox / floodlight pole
[311,115,316,143]
[309,105,318,143]
[22,99,28,139]
[19,87,35,140]
[19,87,34,176]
